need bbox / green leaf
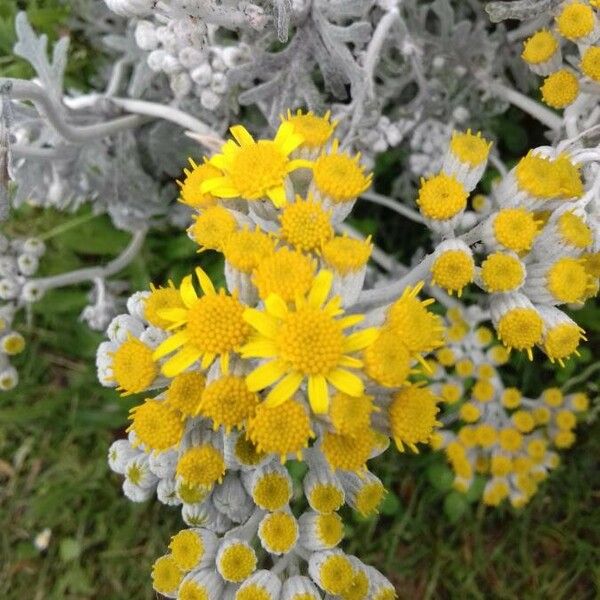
[427,462,454,493]
[55,215,130,256]
[59,538,81,562]
[379,490,402,516]
[464,476,486,503]
[443,492,468,523]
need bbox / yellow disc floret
[430,249,474,296]
[315,512,344,546]
[541,70,579,109]
[283,109,336,150]
[321,236,372,275]
[217,542,257,582]
[354,480,386,516]
[492,208,539,252]
[481,253,525,292]
[248,399,313,458]
[556,3,595,40]
[321,429,375,472]
[581,46,600,82]
[546,257,589,303]
[223,229,275,273]
[189,205,237,251]
[176,445,226,487]
[312,140,372,203]
[557,211,592,249]
[198,375,259,432]
[128,399,184,452]
[151,555,183,595]
[497,307,543,357]
[169,529,204,571]
[1,332,25,355]
[329,392,374,436]
[389,385,439,452]
[318,554,355,594]
[111,337,157,395]
[279,198,333,252]
[252,247,315,302]
[449,130,491,165]
[363,328,411,388]
[416,173,468,220]
[252,472,292,511]
[544,323,584,363]
[259,511,298,554]
[166,372,206,417]
[522,30,559,64]
[144,283,185,329]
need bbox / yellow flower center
[285,110,336,148]
[557,212,592,248]
[546,257,588,303]
[1,332,25,355]
[341,570,370,600]
[571,392,589,411]
[111,338,157,394]
[581,46,600,82]
[308,483,345,513]
[199,375,259,432]
[430,250,474,295]
[460,402,481,423]
[252,248,315,302]
[313,150,371,203]
[441,383,463,403]
[541,70,579,109]
[178,159,221,208]
[230,140,289,200]
[252,472,292,511]
[145,286,185,329]
[177,481,209,504]
[321,236,372,275]
[544,323,583,361]
[329,392,374,435]
[166,372,206,417]
[583,252,600,277]
[502,387,522,408]
[319,555,355,594]
[475,424,497,447]
[176,445,226,487]
[316,513,344,546]
[179,581,210,600]
[416,173,468,220]
[186,292,250,354]
[556,3,595,39]
[556,409,576,430]
[497,307,543,353]
[472,379,495,403]
[276,307,344,375]
[450,130,491,165]
[475,326,493,345]
[512,410,535,433]
[129,400,184,452]
[522,30,558,64]
[233,434,266,467]
[218,543,257,582]
[481,252,525,292]
[259,511,298,554]
[492,208,539,252]
[498,428,522,453]
[248,399,312,457]
[279,199,334,251]
[363,328,411,387]
[354,481,386,517]
[223,229,275,273]
[389,386,439,452]
[321,429,375,472]
[543,387,563,407]
[236,586,271,600]
[455,358,474,378]
[151,555,182,594]
[189,205,237,251]
[169,529,204,571]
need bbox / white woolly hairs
[103,0,154,18]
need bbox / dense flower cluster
[98,117,449,596]
[520,1,600,109]
[415,130,600,364]
[430,307,589,507]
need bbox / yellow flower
[177,157,221,209]
[200,123,311,206]
[282,109,337,151]
[241,270,378,414]
[153,267,251,377]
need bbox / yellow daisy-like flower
[177,157,222,209]
[200,123,311,207]
[282,109,337,151]
[153,267,250,377]
[144,282,185,330]
[241,270,379,414]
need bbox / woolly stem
[30,228,146,291]
[361,190,425,224]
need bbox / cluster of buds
[0,234,46,390]
[520,1,600,109]
[97,111,456,597]
[415,130,600,364]
[430,307,589,508]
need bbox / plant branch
[361,190,425,224]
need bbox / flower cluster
[520,1,600,109]
[98,114,450,596]
[0,234,46,390]
[430,307,590,508]
[415,130,599,364]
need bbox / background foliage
[0,2,599,599]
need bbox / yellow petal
[308,375,329,414]
[246,360,286,392]
[201,352,216,369]
[210,186,240,198]
[287,158,313,172]
[337,314,365,330]
[338,355,363,368]
[157,307,188,323]
[343,328,380,353]
[267,186,288,207]
[180,275,198,308]
[195,267,216,296]
[327,368,364,397]
[265,371,303,406]
[230,125,255,146]
[265,294,288,319]
[241,338,278,358]
[161,346,202,377]
[201,176,232,193]
[220,351,230,375]
[153,330,189,360]
[308,270,333,308]
[243,308,278,338]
